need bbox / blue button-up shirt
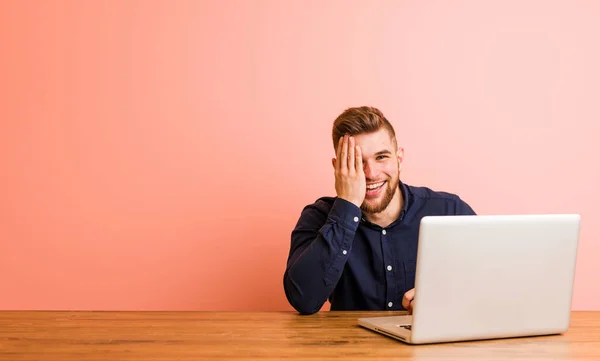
[283,182,476,314]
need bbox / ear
[332,157,336,170]
[397,146,405,172]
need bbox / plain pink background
[1,0,598,311]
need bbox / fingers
[406,299,414,315]
[402,295,410,310]
[355,145,363,174]
[336,134,361,175]
[402,288,415,310]
[348,136,355,173]
[335,136,343,171]
[340,135,348,171]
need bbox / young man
[283,106,476,315]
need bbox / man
[283,106,476,315]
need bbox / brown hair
[332,106,397,150]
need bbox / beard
[360,174,400,214]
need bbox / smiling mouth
[366,181,386,191]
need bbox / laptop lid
[410,214,580,344]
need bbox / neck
[363,186,404,228]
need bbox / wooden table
[1,311,599,360]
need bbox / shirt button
[388,302,393,308]
[353,216,359,222]
[342,250,347,255]
[382,230,387,235]
[387,265,392,271]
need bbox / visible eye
[376,155,388,160]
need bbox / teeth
[366,182,385,190]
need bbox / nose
[363,161,380,180]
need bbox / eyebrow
[374,150,392,156]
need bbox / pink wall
[1,1,598,311]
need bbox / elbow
[293,301,322,315]
[289,299,323,316]
[283,273,324,315]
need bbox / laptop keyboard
[398,325,412,330]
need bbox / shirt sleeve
[456,196,477,215]
[283,198,362,314]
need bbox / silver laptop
[358,214,580,344]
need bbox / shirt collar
[399,180,410,219]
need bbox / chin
[365,200,383,209]
[360,201,385,214]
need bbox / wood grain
[1,311,599,360]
